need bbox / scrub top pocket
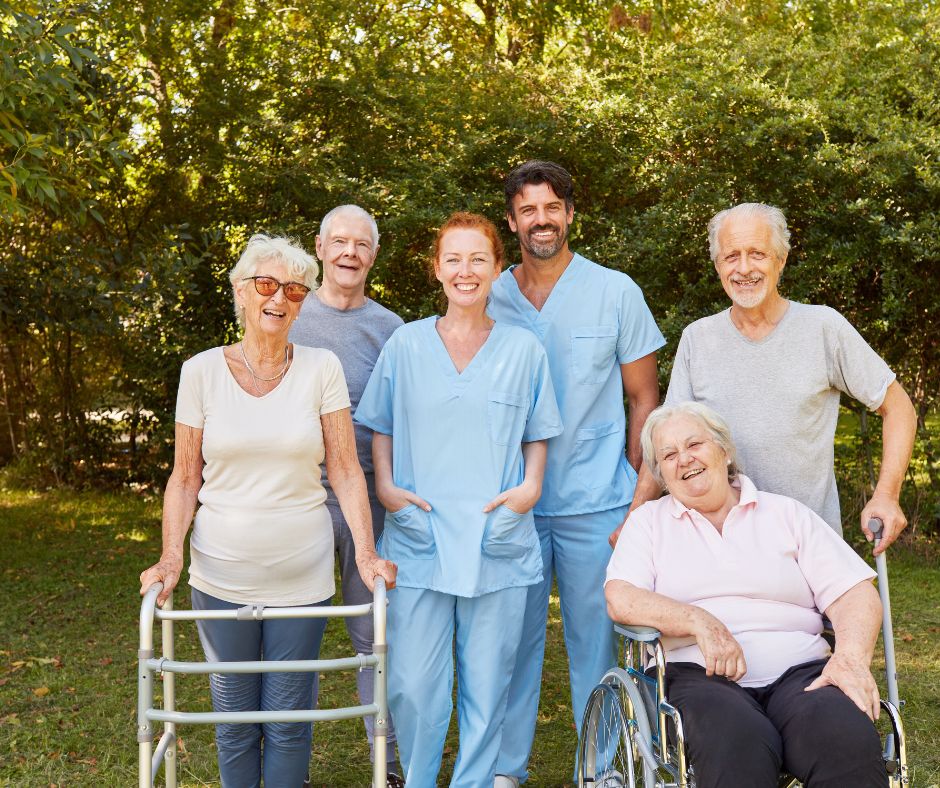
[384,503,436,560]
[488,390,527,446]
[573,422,624,490]
[570,325,618,385]
[481,505,534,559]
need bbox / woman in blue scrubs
[356,212,562,787]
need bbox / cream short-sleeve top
[176,345,350,606]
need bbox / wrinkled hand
[861,493,907,556]
[691,608,747,681]
[482,479,540,515]
[377,483,431,515]
[139,556,183,607]
[356,550,397,592]
[805,652,880,721]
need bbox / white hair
[318,204,379,250]
[640,401,742,490]
[707,202,791,263]
[228,234,318,327]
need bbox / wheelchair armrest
[615,623,662,642]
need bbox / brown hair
[429,212,505,280]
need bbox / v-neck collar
[504,253,585,326]
[424,317,502,392]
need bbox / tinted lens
[253,276,279,296]
[283,283,309,302]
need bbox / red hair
[429,212,505,278]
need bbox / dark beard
[520,222,569,260]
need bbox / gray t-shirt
[289,294,403,502]
[666,301,894,533]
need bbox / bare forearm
[328,459,376,555]
[875,382,916,500]
[826,581,882,664]
[605,580,702,638]
[629,462,662,511]
[160,473,199,560]
[372,432,394,496]
[324,408,377,556]
[521,440,547,491]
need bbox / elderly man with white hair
[289,205,405,786]
[620,202,916,554]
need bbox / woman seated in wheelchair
[605,401,889,788]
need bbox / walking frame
[137,578,389,787]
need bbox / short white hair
[707,202,791,263]
[228,234,319,327]
[640,401,741,490]
[318,204,379,250]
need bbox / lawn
[0,487,938,786]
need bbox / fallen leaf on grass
[98,657,113,667]
[33,686,50,697]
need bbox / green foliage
[0,0,936,518]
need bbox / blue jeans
[191,588,330,788]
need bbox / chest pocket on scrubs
[385,504,436,560]
[571,326,618,385]
[482,505,535,559]
[488,391,527,446]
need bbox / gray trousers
[326,492,398,763]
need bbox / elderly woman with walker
[355,212,562,787]
[139,233,396,787]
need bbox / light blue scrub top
[488,254,666,517]
[355,318,563,597]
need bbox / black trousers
[663,658,888,788]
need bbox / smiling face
[235,257,304,340]
[714,213,786,310]
[434,227,501,310]
[315,211,378,296]
[507,182,574,261]
[652,412,732,507]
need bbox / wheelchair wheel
[578,668,657,787]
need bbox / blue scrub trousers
[191,588,330,788]
[496,506,627,781]
[387,584,528,788]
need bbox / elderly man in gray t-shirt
[289,205,404,786]
[619,202,916,555]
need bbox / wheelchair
[577,520,908,788]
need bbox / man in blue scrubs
[489,160,665,786]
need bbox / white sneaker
[494,776,520,788]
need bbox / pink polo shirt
[606,475,876,687]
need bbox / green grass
[1,488,938,786]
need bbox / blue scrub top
[488,254,665,517]
[355,318,563,597]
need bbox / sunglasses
[242,276,311,302]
